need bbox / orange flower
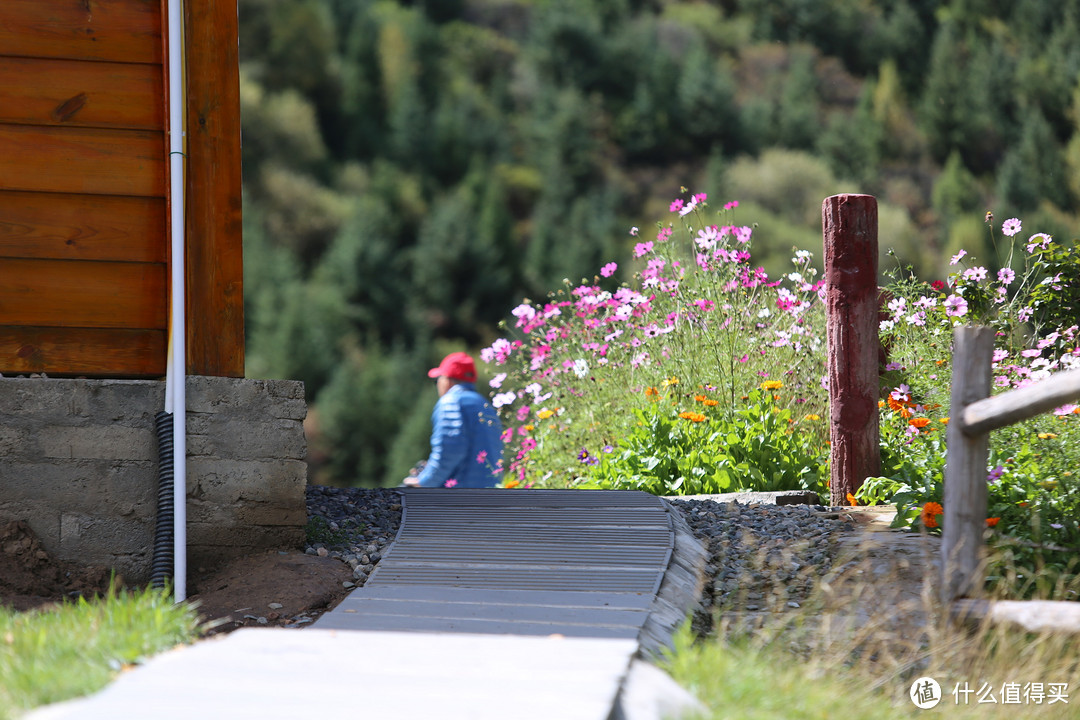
[645,386,659,396]
[702,399,719,407]
[678,411,706,422]
[909,418,931,428]
[878,399,886,408]
[986,517,1000,527]
[921,502,944,528]
[887,396,906,412]
[846,492,858,506]
[695,394,708,402]
[940,418,949,425]
[505,480,521,489]
[900,406,913,419]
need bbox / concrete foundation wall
[0,376,307,584]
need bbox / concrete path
[27,489,707,720]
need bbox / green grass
[0,588,201,719]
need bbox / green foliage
[0,588,200,718]
[587,389,827,497]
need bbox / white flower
[571,359,589,378]
[492,391,516,408]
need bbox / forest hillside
[237,0,1080,486]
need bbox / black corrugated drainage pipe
[150,410,174,589]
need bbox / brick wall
[0,376,307,584]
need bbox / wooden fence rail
[943,325,1080,632]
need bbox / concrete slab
[27,629,638,720]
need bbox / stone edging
[636,497,709,660]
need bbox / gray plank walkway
[314,488,673,637]
[28,489,701,720]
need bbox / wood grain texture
[0,190,165,262]
[0,56,163,130]
[962,369,1080,436]
[942,326,995,603]
[183,0,245,377]
[0,0,161,64]
[0,258,166,329]
[0,125,166,197]
[0,326,165,377]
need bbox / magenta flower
[634,241,654,257]
[724,200,739,210]
[1001,218,1022,237]
[987,466,1004,482]
[693,192,707,204]
[600,262,617,278]
[657,227,673,243]
[520,438,537,451]
[476,451,488,464]
[444,479,458,488]
[669,199,684,213]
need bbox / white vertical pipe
[167,0,188,603]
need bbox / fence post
[942,325,995,603]
[822,194,880,507]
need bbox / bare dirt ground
[0,520,353,634]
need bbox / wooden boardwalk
[28,489,702,720]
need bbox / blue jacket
[417,383,504,488]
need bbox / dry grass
[667,526,1080,718]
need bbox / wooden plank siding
[183,0,245,377]
[0,0,243,378]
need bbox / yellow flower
[804,414,821,421]
[1040,480,1059,489]
[537,409,555,420]
[1038,432,1058,439]
[524,424,534,432]
[662,376,680,387]
[761,380,783,390]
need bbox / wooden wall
[0,0,243,378]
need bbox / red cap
[427,352,477,383]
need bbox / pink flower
[476,451,488,464]
[634,241,654,257]
[1026,233,1051,253]
[693,192,707,204]
[724,200,739,210]
[963,266,987,282]
[521,438,537,451]
[944,294,968,317]
[1001,218,1022,237]
[997,268,1015,285]
[600,262,617,278]
[629,226,639,236]
[656,227,673,243]
[949,250,967,265]
[735,226,752,244]
[444,479,458,488]
[1054,404,1078,416]
[1021,348,1041,358]
[489,373,506,389]
[679,198,697,216]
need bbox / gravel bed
[666,498,855,636]
[303,486,403,588]
[303,487,855,626]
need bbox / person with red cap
[403,351,504,488]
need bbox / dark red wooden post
[823,194,880,506]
